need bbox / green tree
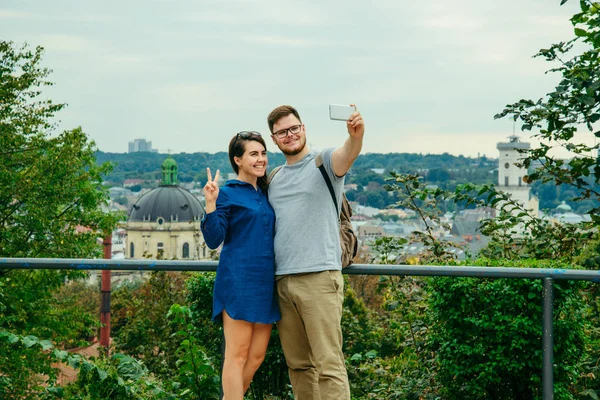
[494,0,600,221]
[426,168,451,183]
[111,272,191,379]
[0,41,116,258]
[0,40,117,398]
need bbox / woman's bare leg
[242,323,273,392]
[222,310,253,400]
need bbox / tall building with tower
[128,138,156,153]
[496,135,539,218]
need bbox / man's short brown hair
[267,105,302,133]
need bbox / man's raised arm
[332,105,365,177]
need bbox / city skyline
[1,0,592,158]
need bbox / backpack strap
[268,165,283,183]
[315,152,340,218]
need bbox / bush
[429,258,587,400]
[344,275,439,399]
[110,271,190,379]
[59,353,174,399]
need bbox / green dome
[162,157,177,168]
[161,156,178,186]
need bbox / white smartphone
[329,104,356,121]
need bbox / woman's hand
[204,167,220,213]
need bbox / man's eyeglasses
[237,131,262,139]
[272,124,302,139]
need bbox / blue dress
[201,180,281,324]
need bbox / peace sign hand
[204,167,220,213]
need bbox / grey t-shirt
[268,148,344,275]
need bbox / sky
[0,0,591,158]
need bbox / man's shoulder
[318,147,337,164]
[319,147,336,157]
[307,149,335,167]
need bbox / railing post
[100,235,112,353]
[542,277,554,400]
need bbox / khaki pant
[276,270,350,400]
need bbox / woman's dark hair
[228,132,269,191]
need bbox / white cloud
[151,79,280,112]
[37,34,91,53]
[1,0,587,155]
[368,130,512,158]
[422,14,484,33]
[179,10,242,24]
[54,14,122,24]
[175,0,329,26]
[0,9,34,19]
[242,35,324,47]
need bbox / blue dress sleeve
[201,189,231,249]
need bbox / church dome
[556,201,572,213]
[128,186,204,223]
[128,156,204,223]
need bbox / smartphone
[329,104,356,121]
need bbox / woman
[201,131,280,400]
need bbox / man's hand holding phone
[329,104,356,121]
[330,103,364,140]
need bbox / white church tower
[496,135,539,217]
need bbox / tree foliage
[0,41,116,259]
[110,272,191,379]
[0,40,118,398]
[495,0,600,221]
[430,259,586,400]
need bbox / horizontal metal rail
[2,257,600,400]
[2,258,600,281]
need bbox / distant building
[126,156,209,260]
[496,135,539,218]
[354,205,383,218]
[451,208,495,237]
[548,201,591,225]
[108,187,134,198]
[554,212,586,224]
[357,225,385,241]
[111,228,127,259]
[378,208,416,219]
[123,179,146,187]
[128,138,156,153]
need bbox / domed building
[126,157,208,260]
[555,201,572,214]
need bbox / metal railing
[3,257,600,400]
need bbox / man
[267,104,364,400]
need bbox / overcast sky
[1,0,588,157]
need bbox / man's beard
[279,136,306,156]
[282,147,304,156]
